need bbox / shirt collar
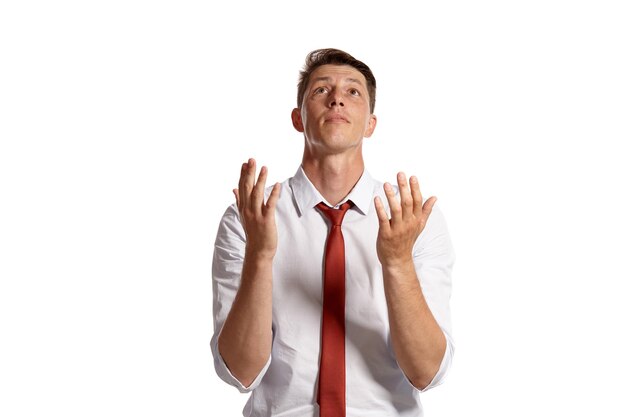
[290,165,375,217]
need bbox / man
[211,48,454,416]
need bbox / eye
[313,86,328,94]
[348,88,360,96]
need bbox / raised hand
[374,172,436,268]
[234,158,281,259]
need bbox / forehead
[308,64,366,85]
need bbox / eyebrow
[311,76,364,86]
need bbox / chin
[307,130,361,149]
[326,137,363,152]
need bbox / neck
[301,152,365,206]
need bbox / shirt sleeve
[210,204,271,393]
[411,204,456,392]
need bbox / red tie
[316,201,352,417]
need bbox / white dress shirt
[211,166,455,417]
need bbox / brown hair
[297,48,377,113]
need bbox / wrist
[380,257,415,276]
[244,246,276,265]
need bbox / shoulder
[415,202,454,259]
[429,203,448,228]
[215,203,244,244]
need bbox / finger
[263,182,281,214]
[233,188,240,208]
[383,182,401,219]
[237,162,248,206]
[374,196,391,233]
[410,176,424,217]
[422,196,437,223]
[397,172,413,219]
[251,165,268,210]
[243,158,256,197]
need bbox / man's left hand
[374,172,437,269]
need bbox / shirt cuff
[211,328,271,393]
[416,331,455,393]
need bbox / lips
[324,114,349,123]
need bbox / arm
[374,173,447,390]
[216,159,281,388]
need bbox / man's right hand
[234,158,281,260]
[218,158,280,387]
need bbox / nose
[328,91,344,108]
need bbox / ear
[291,108,304,133]
[364,114,377,138]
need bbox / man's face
[292,64,377,155]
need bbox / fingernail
[398,172,405,181]
[410,176,417,183]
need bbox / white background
[1,1,625,416]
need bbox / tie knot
[316,201,352,227]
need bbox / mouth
[324,114,349,123]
